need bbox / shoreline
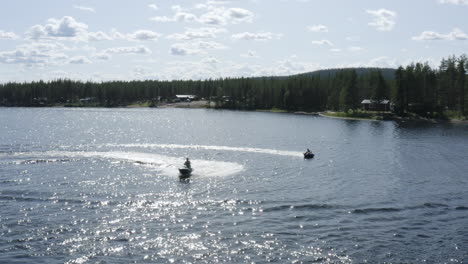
[318,112,380,122]
[1,103,466,123]
[319,111,467,123]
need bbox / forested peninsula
[1,55,467,120]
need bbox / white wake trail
[13,151,244,178]
[106,143,303,158]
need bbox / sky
[0,0,467,83]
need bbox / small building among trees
[361,99,392,111]
[174,95,198,102]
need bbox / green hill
[294,68,396,80]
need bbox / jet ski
[178,166,193,178]
[304,152,315,159]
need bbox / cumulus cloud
[202,56,220,64]
[128,30,161,41]
[366,9,397,31]
[226,8,254,23]
[151,5,254,25]
[93,53,111,60]
[25,16,161,43]
[68,56,92,64]
[367,56,399,68]
[170,41,226,56]
[170,45,195,56]
[312,39,333,46]
[103,45,152,55]
[89,29,161,41]
[150,12,198,23]
[308,24,328,33]
[0,42,68,65]
[0,30,19,39]
[88,31,112,41]
[439,0,468,4]
[26,16,89,40]
[412,28,468,40]
[199,7,253,25]
[73,5,96,13]
[231,32,282,40]
[167,27,227,40]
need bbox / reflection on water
[0,108,467,263]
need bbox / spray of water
[13,151,244,178]
[105,143,303,158]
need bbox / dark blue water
[1,107,467,263]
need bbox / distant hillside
[294,68,396,80]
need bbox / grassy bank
[322,110,390,120]
[256,107,289,113]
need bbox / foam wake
[105,143,303,158]
[13,151,244,178]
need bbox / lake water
[1,107,467,263]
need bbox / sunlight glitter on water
[13,150,244,178]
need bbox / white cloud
[0,30,19,39]
[197,41,226,49]
[150,16,175,22]
[167,27,227,40]
[148,4,159,10]
[198,13,226,25]
[202,56,220,64]
[226,8,254,23]
[0,42,68,65]
[366,9,397,31]
[367,56,398,68]
[308,24,328,33]
[439,0,468,5]
[150,5,254,25]
[73,5,96,13]
[90,29,161,41]
[412,28,468,40]
[175,12,199,22]
[26,19,162,42]
[129,30,161,41]
[312,39,333,46]
[103,45,152,55]
[170,41,226,56]
[199,7,253,25]
[170,44,198,56]
[88,31,112,41]
[266,57,320,76]
[231,32,282,40]
[68,56,92,64]
[93,53,111,60]
[26,16,89,40]
[412,31,445,40]
[449,28,468,39]
[150,11,198,23]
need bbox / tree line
[0,55,467,118]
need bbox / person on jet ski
[184,158,191,168]
[305,148,311,155]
